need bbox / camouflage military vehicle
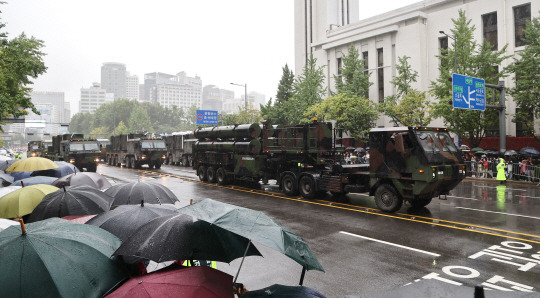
[163,132,196,167]
[52,134,101,171]
[96,138,110,162]
[27,141,42,157]
[107,133,166,169]
[193,121,466,212]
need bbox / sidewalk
[464,176,539,187]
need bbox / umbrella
[62,214,97,224]
[12,176,57,186]
[242,284,326,298]
[0,218,128,298]
[354,147,366,153]
[0,171,14,185]
[31,161,80,178]
[86,201,177,241]
[0,184,58,218]
[0,185,21,197]
[27,185,113,223]
[5,157,59,172]
[459,145,470,150]
[106,266,233,298]
[471,147,484,152]
[105,182,179,206]
[0,155,12,161]
[177,199,324,284]
[484,150,500,156]
[519,147,540,156]
[0,218,18,231]
[345,146,355,151]
[0,159,17,171]
[52,171,112,190]
[113,213,262,264]
[504,150,518,156]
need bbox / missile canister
[194,127,216,140]
[195,139,261,155]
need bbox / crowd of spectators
[465,154,539,182]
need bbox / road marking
[447,195,477,200]
[340,231,441,257]
[455,207,540,220]
[515,195,540,199]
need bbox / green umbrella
[0,184,58,218]
[0,218,128,298]
[471,147,484,152]
[177,199,324,285]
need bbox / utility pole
[485,81,506,153]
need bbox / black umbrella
[504,150,518,156]
[105,182,179,206]
[519,147,540,156]
[242,284,326,298]
[52,172,112,190]
[86,201,177,241]
[0,160,17,171]
[27,185,113,223]
[113,213,262,264]
[0,171,14,186]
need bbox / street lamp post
[439,31,457,74]
[230,82,248,110]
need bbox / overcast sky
[3,0,420,114]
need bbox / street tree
[128,105,153,133]
[334,44,371,97]
[89,126,110,138]
[431,10,509,147]
[262,64,295,125]
[509,12,540,141]
[114,121,129,135]
[69,112,94,134]
[380,56,433,126]
[0,12,47,130]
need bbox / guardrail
[464,161,539,182]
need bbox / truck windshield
[70,143,99,151]
[415,131,459,163]
[32,145,39,150]
[141,141,166,149]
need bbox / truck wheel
[155,162,161,169]
[216,167,227,185]
[410,198,432,209]
[374,184,403,212]
[135,161,141,169]
[299,175,317,200]
[198,165,208,181]
[281,174,298,196]
[207,167,217,183]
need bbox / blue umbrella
[10,171,33,181]
[519,147,540,156]
[12,176,57,186]
[31,161,80,178]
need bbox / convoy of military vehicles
[32,120,465,212]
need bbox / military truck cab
[108,133,167,169]
[27,141,42,157]
[53,134,101,172]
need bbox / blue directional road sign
[452,73,485,111]
[196,110,218,125]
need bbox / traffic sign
[452,73,485,111]
[196,110,218,125]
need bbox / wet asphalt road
[97,164,540,297]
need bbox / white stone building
[294,0,539,136]
[125,73,139,101]
[80,83,114,114]
[144,72,202,109]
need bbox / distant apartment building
[222,92,259,114]
[202,85,235,113]
[80,83,114,114]
[101,62,127,100]
[144,71,202,109]
[138,84,145,101]
[125,73,139,101]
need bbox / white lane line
[339,231,441,257]
[455,207,540,220]
[514,195,540,199]
[447,195,477,200]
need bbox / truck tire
[135,161,142,169]
[198,165,208,181]
[216,167,227,185]
[410,197,432,209]
[155,162,162,169]
[374,184,403,212]
[299,175,317,200]
[281,174,298,196]
[207,167,217,183]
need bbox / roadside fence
[464,161,539,182]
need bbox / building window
[363,51,369,98]
[482,12,498,50]
[337,57,342,76]
[514,3,531,47]
[377,48,384,103]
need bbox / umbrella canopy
[459,145,470,151]
[52,172,112,190]
[12,176,57,186]
[484,150,500,156]
[0,171,14,185]
[519,147,540,156]
[0,155,12,161]
[106,266,233,298]
[113,213,261,263]
[471,147,484,152]
[178,199,324,272]
[5,157,59,172]
[0,185,21,197]
[0,218,128,298]
[345,146,355,151]
[0,159,17,171]
[242,284,326,298]
[0,218,18,231]
[354,147,366,153]
[62,214,97,224]
[504,150,518,156]
[31,161,80,178]
[27,185,113,223]
[105,182,179,206]
[0,184,59,218]
[86,201,177,241]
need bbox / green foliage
[304,93,378,141]
[128,105,153,133]
[430,10,510,147]
[69,112,94,134]
[288,55,326,124]
[114,121,129,135]
[0,137,5,147]
[275,64,295,104]
[380,56,433,126]
[261,64,295,125]
[220,104,263,126]
[0,9,47,131]
[89,126,110,138]
[334,44,371,97]
[509,12,540,140]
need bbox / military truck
[106,133,167,169]
[96,138,110,162]
[51,134,101,171]
[27,141,42,157]
[193,121,466,212]
[163,132,196,167]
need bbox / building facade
[144,71,202,109]
[125,73,139,101]
[80,83,114,114]
[294,0,539,136]
[202,85,236,113]
[101,62,127,100]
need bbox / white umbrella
[0,218,18,231]
[0,186,22,198]
[0,156,12,161]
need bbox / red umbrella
[62,215,96,224]
[106,266,233,298]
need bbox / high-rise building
[144,71,202,109]
[80,83,113,114]
[28,91,68,136]
[101,62,126,100]
[202,85,235,113]
[125,73,139,101]
[138,84,145,102]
